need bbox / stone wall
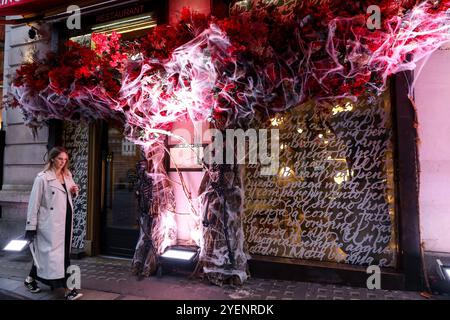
[0,20,52,248]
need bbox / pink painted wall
[168,1,211,244]
[169,0,211,25]
[415,45,450,253]
[169,171,203,243]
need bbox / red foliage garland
[8,1,450,129]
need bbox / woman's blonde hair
[43,146,70,176]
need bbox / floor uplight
[3,239,28,252]
[161,248,197,261]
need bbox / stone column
[0,20,52,247]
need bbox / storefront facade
[1,0,445,292]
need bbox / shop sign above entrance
[95,4,145,24]
[0,0,69,16]
[0,0,31,10]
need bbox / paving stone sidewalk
[0,252,448,300]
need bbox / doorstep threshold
[97,255,132,261]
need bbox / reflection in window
[105,128,141,229]
[244,93,397,268]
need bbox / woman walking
[23,146,83,300]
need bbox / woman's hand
[24,230,37,242]
[70,185,79,195]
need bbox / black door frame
[392,70,423,291]
[0,129,5,219]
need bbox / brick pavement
[0,251,448,300]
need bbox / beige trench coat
[25,170,78,280]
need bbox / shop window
[69,11,157,44]
[244,92,398,268]
[122,139,136,156]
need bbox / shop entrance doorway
[100,125,141,258]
